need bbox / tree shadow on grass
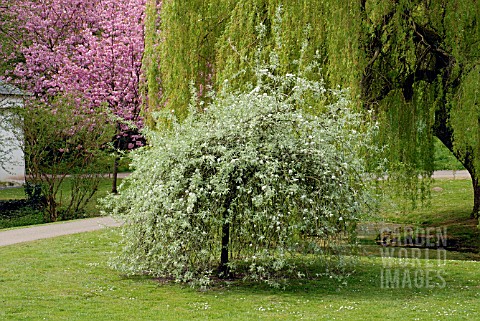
[117,256,474,303]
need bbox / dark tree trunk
[112,156,119,194]
[435,139,480,220]
[218,195,233,278]
[472,176,480,219]
[463,157,480,219]
[434,106,479,220]
[218,218,230,278]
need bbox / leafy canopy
[146,0,480,216]
[103,59,381,287]
[0,0,146,148]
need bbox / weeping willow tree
[357,0,480,218]
[143,0,237,121]
[145,0,480,219]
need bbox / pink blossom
[1,0,147,149]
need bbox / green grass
[434,137,465,170]
[0,186,26,200]
[381,179,473,225]
[1,229,480,320]
[374,178,480,255]
[1,177,479,319]
[0,178,120,229]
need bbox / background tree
[20,95,115,222]
[357,0,480,218]
[0,0,147,193]
[0,1,20,77]
[143,0,236,121]
[146,0,480,219]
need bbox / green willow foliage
[141,0,162,125]
[103,67,381,287]
[147,0,362,115]
[359,1,480,212]
[144,0,237,121]
[146,0,480,216]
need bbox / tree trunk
[433,104,479,221]
[218,195,233,278]
[435,135,479,220]
[112,156,119,194]
[471,174,479,219]
[449,149,478,219]
[218,219,230,278]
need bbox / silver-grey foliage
[103,69,381,287]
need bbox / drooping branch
[361,10,461,106]
[360,7,397,107]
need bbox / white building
[0,80,25,184]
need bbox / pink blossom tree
[0,0,147,192]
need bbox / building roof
[0,80,25,96]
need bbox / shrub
[0,199,43,220]
[103,65,381,287]
[0,183,45,225]
[21,95,116,222]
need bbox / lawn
[1,229,479,320]
[378,178,480,252]
[381,179,473,225]
[1,177,479,320]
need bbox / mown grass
[0,178,120,229]
[381,179,473,225]
[1,176,479,320]
[1,229,480,320]
[434,137,465,171]
[378,178,480,252]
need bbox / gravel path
[0,216,122,247]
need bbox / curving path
[0,216,122,247]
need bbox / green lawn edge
[1,229,479,320]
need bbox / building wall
[0,94,25,183]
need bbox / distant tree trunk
[472,176,480,219]
[46,194,57,222]
[462,154,480,219]
[434,142,480,219]
[112,156,119,194]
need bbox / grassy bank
[378,178,479,253]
